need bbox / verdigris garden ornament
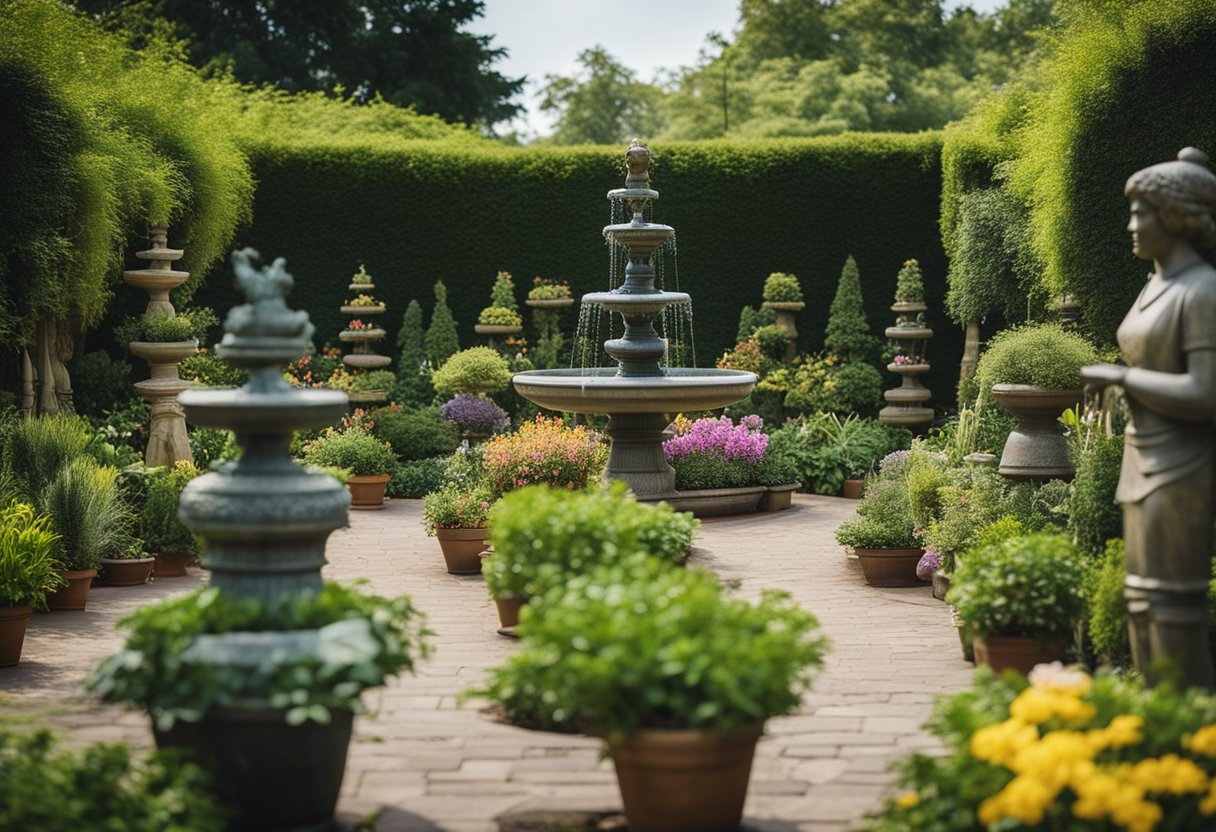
[1081,147,1216,690]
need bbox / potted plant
[483,482,698,631]
[475,270,523,335]
[761,271,805,358]
[422,481,495,575]
[470,564,826,832]
[431,346,513,397]
[526,276,573,308]
[755,450,800,512]
[302,428,396,510]
[440,394,509,440]
[138,461,204,577]
[0,501,64,666]
[481,415,607,494]
[946,531,1086,674]
[662,414,768,516]
[88,582,431,831]
[975,323,1099,479]
[833,473,922,587]
[41,457,133,609]
[99,539,156,587]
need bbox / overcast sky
[469,0,1008,138]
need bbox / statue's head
[1125,148,1216,264]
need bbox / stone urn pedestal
[879,302,933,433]
[761,300,804,360]
[341,282,390,403]
[131,340,199,468]
[990,384,1082,481]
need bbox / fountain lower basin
[512,368,756,414]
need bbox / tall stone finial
[624,139,651,190]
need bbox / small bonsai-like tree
[825,256,880,363]
[763,272,803,304]
[425,281,460,368]
[489,271,518,312]
[894,259,925,304]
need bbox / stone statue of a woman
[1081,147,1216,689]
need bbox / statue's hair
[1125,147,1216,266]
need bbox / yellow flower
[1010,730,1096,791]
[977,775,1055,827]
[1072,771,1130,821]
[1010,688,1096,725]
[970,719,1039,767]
[1089,714,1144,751]
[1185,724,1216,757]
[895,791,919,809]
[1124,755,1208,795]
[1109,795,1163,832]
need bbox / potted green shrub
[141,461,204,577]
[756,450,800,511]
[525,275,573,308]
[0,501,64,666]
[422,480,495,575]
[302,428,396,509]
[946,531,1086,674]
[761,271,804,307]
[470,564,826,832]
[431,346,513,397]
[833,473,922,587]
[475,270,523,334]
[483,483,698,630]
[99,539,156,588]
[975,323,1099,479]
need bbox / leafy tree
[425,281,459,368]
[824,256,880,363]
[70,0,524,127]
[539,46,663,145]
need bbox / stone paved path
[1,494,974,831]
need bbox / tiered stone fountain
[513,141,756,498]
[339,266,390,404]
[122,226,197,467]
[879,287,934,433]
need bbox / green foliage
[115,307,218,345]
[826,360,884,417]
[834,473,918,549]
[0,500,65,609]
[672,455,753,491]
[824,256,880,362]
[140,461,202,557]
[1011,0,1216,344]
[483,482,699,602]
[488,271,518,311]
[905,453,951,529]
[538,47,663,145]
[68,350,134,417]
[371,406,459,462]
[349,370,396,393]
[302,428,395,477]
[470,563,826,739]
[736,304,777,342]
[1086,538,1130,667]
[756,451,800,487]
[893,259,925,304]
[763,272,803,303]
[476,306,522,327]
[424,281,460,369]
[393,299,433,408]
[975,322,1099,391]
[752,324,792,363]
[431,346,512,396]
[386,458,444,499]
[1068,431,1124,558]
[770,413,908,495]
[188,427,238,470]
[0,412,97,500]
[921,466,1008,568]
[527,277,571,300]
[40,457,133,570]
[421,481,494,532]
[88,582,432,730]
[948,531,1087,642]
[0,728,226,831]
[178,349,248,387]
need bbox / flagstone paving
[2,493,974,831]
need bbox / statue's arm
[1123,347,1216,423]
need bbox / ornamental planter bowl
[525,297,574,309]
[347,473,390,510]
[972,635,1068,676]
[99,557,155,587]
[854,548,924,587]
[648,485,765,518]
[0,605,33,666]
[434,527,489,575]
[990,384,1083,481]
[757,483,799,512]
[474,323,523,336]
[152,551,192,578]
[45,569,97,610]
[609,723,763,832]
[842,479,865,500]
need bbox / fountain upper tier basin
[583,290,690,316]
[512,368,757,414]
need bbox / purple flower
[879,449,912,476]
[663,415,768,464]
[441,395,509,435]
[916,548,942,581]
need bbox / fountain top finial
[217,249,316,380]
[624,139,651,189]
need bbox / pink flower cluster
[663,415,768,464]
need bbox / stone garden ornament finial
[1081,147,1216,690]
[624,138,651,190]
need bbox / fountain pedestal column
[605,413,676,495]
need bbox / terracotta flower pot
[434,527,489,574]
[854,547,924,587]
[347,473,390,510]
[0,605,33,667]
[758,483,798,512]
[842,479,865,500]
[494,595,527,630]
[972,635,1068,676]
[99,557,155,587]
[610,724,763,832]
[154,706,353,832]
[152,551,192,578]
[45,569,97,611]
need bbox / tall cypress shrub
[425,280,460,368]
[824,256,880,363]
[394,299,432,407]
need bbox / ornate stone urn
[122,226,197,467]
[991,384,1082,481]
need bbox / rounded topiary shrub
[975,323,1099,392]
[431,346,512,396]
[372,406,459,461]
[762,272,803,304]
[302,428,396,476]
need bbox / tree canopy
[70,0,524,128]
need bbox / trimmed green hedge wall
[1011,0,1216,344]
[194,133,959,405]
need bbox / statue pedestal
[131,340,199,467]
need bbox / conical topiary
[425,280,460,368]
[825,256,880,363]
[894,259,925,304]
[395,299,433,407]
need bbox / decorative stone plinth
[990,384,1082,481]
[762,300,804,360]
[880,299,933,433]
